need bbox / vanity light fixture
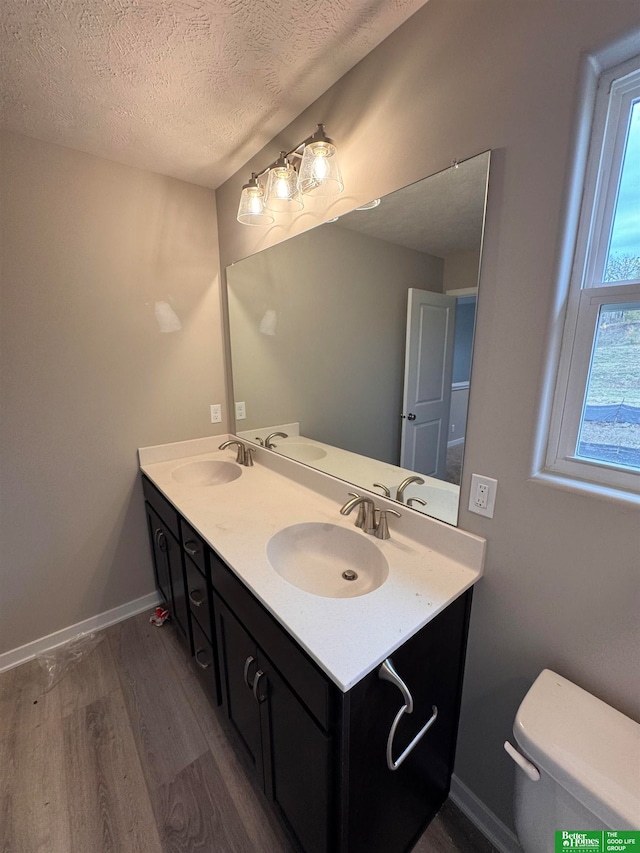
[236,173,275,226]
[236,124,343,225]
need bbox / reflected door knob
[407,413,416,421]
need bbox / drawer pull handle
[378,657,438,771]
[188,589,204,608]
[243,655,257,689]
[252,670,267,703]
[157,530,167,553]
[184,539,200,557]
[195,648,211,670]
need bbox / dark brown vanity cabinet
[141,475,473,853]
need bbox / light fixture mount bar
[250,125,334,181]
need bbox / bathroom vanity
[139,436,485,853]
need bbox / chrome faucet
[219,439,248,466]
[265,431,288,449]
[340,493,377,534]
[396,475,425,504]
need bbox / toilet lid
[513,669,640,829]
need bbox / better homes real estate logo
[555,832,639,852]
[557,833,602,850]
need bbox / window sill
[530,468,640,509]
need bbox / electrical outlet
[468,474,498,518]
[235,401,246,420]
[210,404,222,424]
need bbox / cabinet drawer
[191,617,217,705]
[180,517,206,574]
[210,550,332,730]
[185,556,212,644]
[142,476,180,540]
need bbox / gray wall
[0,131,226,653]
[228,224,443,463]
[215,0,640,831]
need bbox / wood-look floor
[0,611,498,853]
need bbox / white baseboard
[450,774,522,853]
[0,590,161,674]
[448,437,465,449]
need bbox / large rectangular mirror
[226,150,490,525]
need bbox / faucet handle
[373,482,391,497]
[375,509,402,540]
[254,437,265,446]
[244,447,256,467]
[407,497,427,508]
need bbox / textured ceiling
[0,0,427,188]
[337,153,490,257]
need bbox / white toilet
[504,669,640,852]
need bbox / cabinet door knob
[243,655,257,689]
[252,669,267,703]
[195,648,211,670]
[188,589,204,607]
[184,539,199,557]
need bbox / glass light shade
[237,178,274,226]
[298,138,344,197]
[264,156,303,212]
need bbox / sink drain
[342,570,358,581]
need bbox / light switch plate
[468,474,498,518]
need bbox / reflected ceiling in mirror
[226,151,491,525]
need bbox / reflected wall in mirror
[226,151,490,526]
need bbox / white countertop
[139,435,486,692]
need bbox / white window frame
[540,52,640,500]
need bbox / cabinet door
[343,590,472,853]
[264,659,332,853]
[147,504,189,643]
[215,599,264,784]
[146,504,170,604]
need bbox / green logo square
[555,832,640,853]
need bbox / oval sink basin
[280,443,327,463]
[267,522,388,598]
[171,460,242,486]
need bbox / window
[543,53,640,499]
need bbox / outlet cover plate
[468,474,498,518]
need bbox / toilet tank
[512,670,640,850]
